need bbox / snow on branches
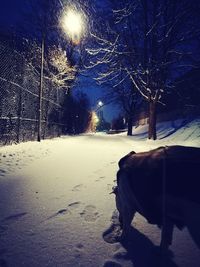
[86,0,200,104]
[23,41,76,91]
[47,46,76,90]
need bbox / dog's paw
[103,224,122,244]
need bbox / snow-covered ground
[0,119,200,267]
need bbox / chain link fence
[0,35,66,146]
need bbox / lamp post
[37,8,84,142]
[37,33,45,142]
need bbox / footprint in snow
[72,184,84,192]
[0,169,6,176]
[80,205,99,222]
[57,209,68,214]
[74,243,84,259]
[75,243,84,250]
[95,176,105,182]
[2,212,27,222]
[47,209,70,220]
[46,202,81,221]
[68,201,81,209]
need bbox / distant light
[93,112,99,123]
[98,101,103,107]
[86,111,99,132]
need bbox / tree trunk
[148,101,157,140]
[127,116,133,136]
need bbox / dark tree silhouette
[61,92,91,134]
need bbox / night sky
[73,72,121,122]
[0,1,24,32]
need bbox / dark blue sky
[73,72,121,122]
[0,1,25,32]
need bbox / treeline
[61,92,91,135]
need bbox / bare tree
[86,0,200,139]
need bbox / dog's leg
[116,170,136,240]
[160,219,174,251]
[116,192,135,239]
[120,207,135,240]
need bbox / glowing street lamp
[63,10,82,36]
[97,100,103,107]
[61,8,84,44]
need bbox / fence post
[37,34,44,142]
[17,87,22,143]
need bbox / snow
[0,118,200,267]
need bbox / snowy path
[0,132,200,267]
